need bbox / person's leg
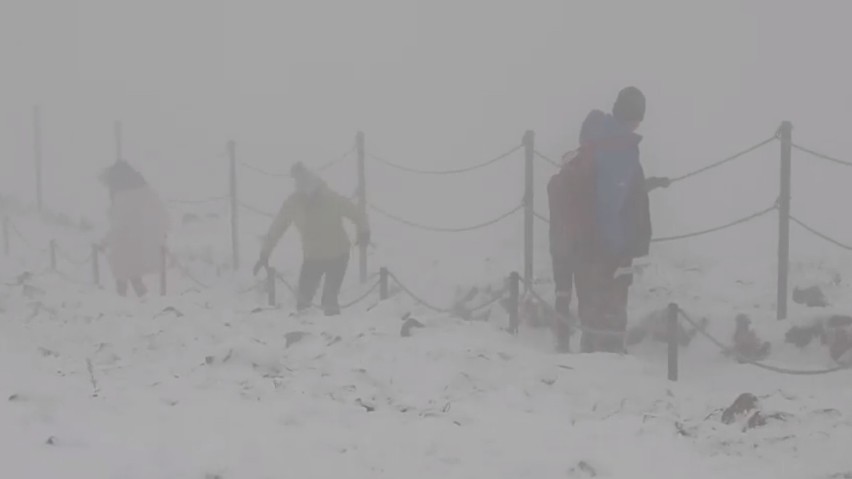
[131,277,148,297]
[116,279,128,297]
[321,253,350,316]
[575,257,604,353]
[552,255,573,318]
[552,255,575,352]
[598,259,632,353]
[297,259,323,312]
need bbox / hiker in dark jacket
[549,87,667,353]
[253,162,370,316]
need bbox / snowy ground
[2,207,852,478]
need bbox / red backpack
[547,145,597,256]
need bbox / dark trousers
[575,255,632,354]
[297,253,349,315]
[551,255,576,351]
[117,277,147,297]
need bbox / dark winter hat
[99,160,147,192]
[290,161,322,195]
[612,86,646,123]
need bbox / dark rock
[284,331,308,348]
[401,317,424,337]
[785,324,823,348]
[793,285,829,307]
[721,393,759,425]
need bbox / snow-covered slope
[2,211,851,478]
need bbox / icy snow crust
[1,211,851,478]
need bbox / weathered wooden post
[159,245,167,296]
[356,131,367,283]
[92,244,100,287]
[228,140,239,270]
[379,267,389,300]
[522,130,535,293]
[2,217,9,257]
[267,266,277,307]
[667,303,679,382]
[34,106,44,213]
[114,120,123,162]
[508,271,521,335]
[777,121,793,320]
[49,240,57,270]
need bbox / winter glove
[355,230,371,247]
[253,256,269,276]
[645,176,671,192]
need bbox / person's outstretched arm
[255,198,294,275]
[331,192,370,245]
[644,176,671,192]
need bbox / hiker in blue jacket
[573,87,665,353]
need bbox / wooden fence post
[523,130,535,293]
[92,244,100,287]
[159,245,167,296]
[379,267,389,300]
[2,217,9,257]
[34,106,44,213]
[356,131,367,283]
[508,271,521,335]
[49,240,56,270]
[114,120,123,162]
[667,303,679,381]
[777,121,793,320]
[267,266,277,307]
[228,140,239,270]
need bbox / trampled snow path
[1,275,851,479]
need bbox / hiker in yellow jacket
[253,162,370,316]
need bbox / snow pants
[297,253,349,315]
[575,255,632,354]
[551,254,576,351]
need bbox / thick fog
[2,0,852,277]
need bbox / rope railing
[239,146,356,178]
[55,245,93,267]
[167,253,214,290]
[534,211,550,224]
[534,150,561,168]
[386,270,506,315]
[534,204,775,243]
[792,143,852,168]
[676,306,850,375]
[239,202,275,218]
[521,280,628,338]
[274,271,381,310]
[789,216,852,251]
[651,204,777,243]
[667,136,777,184]
[369,202,523,233]
[168,195,230,206]
[7,221,49,254]
[368,145,522,176]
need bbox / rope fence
[792,143,852,168]
[676,306,850,376]
[7,118,852,378]
[667,136,777,184]
[369,145,521,175]
[168,195,229,206]
[369,202,524,233]
[789,216,852,251]
[238,144,357,179]
[650,204,777,243]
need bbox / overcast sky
[2,0,851,266]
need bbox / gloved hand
[253,256,269,276]
[645,176,672,191]
[355,230,371,247]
